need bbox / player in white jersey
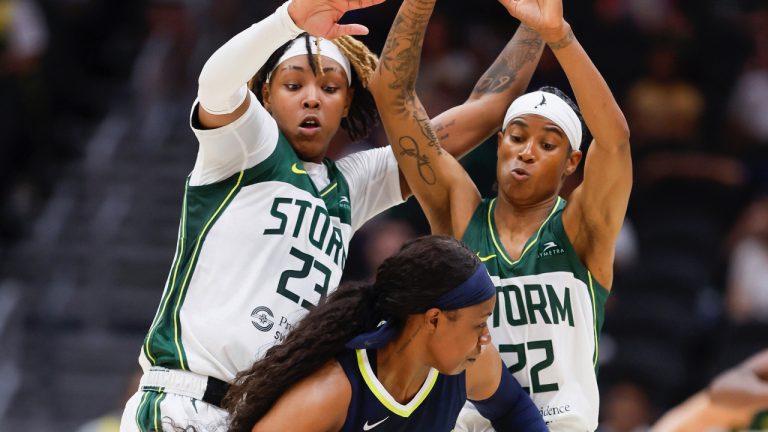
[370,0,632,429]
[119,0,545,429]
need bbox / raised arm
[197,0,383,129]
[368,0,480,236]
[501,0,631,287]
[431,24,544,160]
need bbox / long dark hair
[223,235,481,432]
[252,33,379,142]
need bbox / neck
[375,322,433,404]
[495,193,559,234]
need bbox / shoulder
[253,360,351,432]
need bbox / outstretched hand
[287,0,385,39]
[499,0,568,43]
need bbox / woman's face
[427,296,496,375]
[496,113,582,205]
[262,55,353,163]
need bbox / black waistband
[203,376,230,408]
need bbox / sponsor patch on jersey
[251,306,274,332]
[538,241,565,258]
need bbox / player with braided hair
[119,0,545,429]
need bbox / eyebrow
[280,65,344,75]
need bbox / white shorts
[119,367,229,432]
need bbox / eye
[542,142,556,150]
[477,322,487,329]
[322,85,339,94]
[284,83,300,91]
[509,135,524,143]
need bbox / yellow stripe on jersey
[356,349,439,417]
[291,162,307,175]
[320,182,338,197]
[588,271,599,368]
[172,170,245,370]
[487,197,562,266]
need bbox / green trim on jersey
[143,132,354,370]
[462,197,610,373]
[135,389,167,432]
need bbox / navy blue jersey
[337,349,467,432]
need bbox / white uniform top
[457,198,609,432]
[137,91,404,382]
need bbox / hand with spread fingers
[287,0,385,38]
[500,0,568,43]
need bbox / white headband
[502,91,583,150]
[267,36,352,85]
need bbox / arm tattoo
[379,0,444,185]
[433,119,455,142]
[547,29,575,50]
[470,24,543,96]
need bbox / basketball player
[225,236,547,432]
[119,0,545,429]
[369,0,631,429]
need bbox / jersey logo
[477,253,497,262]
[538,241,565,258]
[250,306,274,332]
[363,417,389,430]
[542,241,558,252]
[291,163,307,175]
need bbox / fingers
[331,23,370,37]
[343,0,385,12]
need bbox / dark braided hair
[223,235,481,432]
[250,33,379,142]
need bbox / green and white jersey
[138,91,404,383]
[459,197,609,431]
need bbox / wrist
[544,22,574,50]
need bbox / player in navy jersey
[224,236,547,432]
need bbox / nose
[302,86,320,109]
[478,327,492,346]
[517,139,535,162]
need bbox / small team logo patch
[251,306,274,332]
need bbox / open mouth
[299,116,321,131]
[511,168,530,180]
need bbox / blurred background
[0,0,766,430]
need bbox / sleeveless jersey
[337,349,467,432]
[460,197,609,431]
[137,92,403,383]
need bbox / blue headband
[345,265,496,349]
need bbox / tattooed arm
[369,0,480,236]
[431,24,544,160]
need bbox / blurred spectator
[624,41,704,151]
[0,0,49,243]
[726,5,768,152]
[725,195,768,323]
